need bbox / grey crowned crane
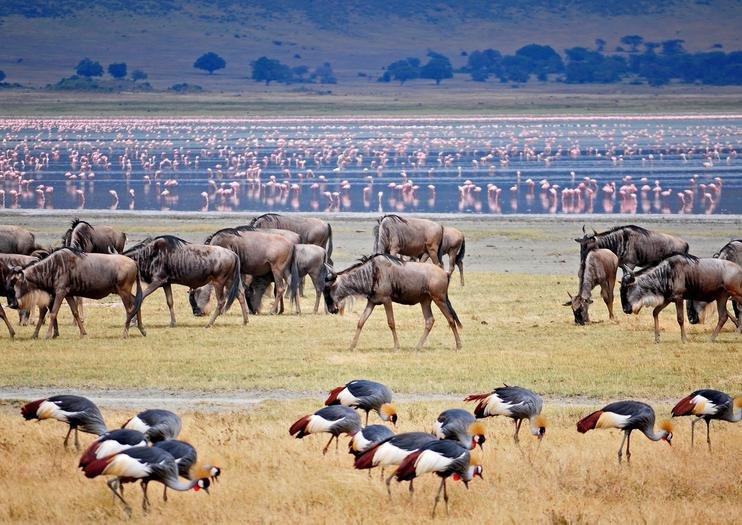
[325,379,398,426]
[154,439,222,501]
[672,389,742,448]
[395,440,483,517]
[354,431,437,496]
[577,400,673,464]
[348,424,395,458]
[82,446,210,516]
[78,429,147,469]
[433,408,486,450]
[21,394,108,451]
[122,409,182,443]
[464,385,548,443]
[289,405,362,454]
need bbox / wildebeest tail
[445,294,462,328]
[326,223,333,260]
[225,254,242,311]
[455,238,466,266]
[372,223,380,253]
[127,270,144,325]
[289,247,300,306]
[437,226,445,264]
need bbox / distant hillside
[0,0,740,89]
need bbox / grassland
[0,213,740,523]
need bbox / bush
[169,83,204,93]
[75,58,103,78]
[107,62,127,79]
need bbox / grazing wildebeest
[373,214,445,268]
[576,225,688,270]
[0,253,43,336]
[5,248,144,339]
[620,254,742,343]
[250,213,333,260]
[419,226,466,285]
[323,254,462,350]
[62,218,127,253]
[193,228,298,315]
[0,225,43,255]
[687,239,742,326]
[563,248,618,325]
[124,236,246,328]
[246,244,329,314]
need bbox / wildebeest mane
[378,214,408,224]
[336,253,404,275]
[204,228,243,244]
[630,252,700,278]
[124,235,188,255]
[250,213,281,227]
[63,218,95,249]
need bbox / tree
[384,58,421,85]
[312,62,337,84]
[500,55,532,82]
[107,62,127,79]
[661,39,685,55]
[620,35,644,53]
[420,51,453,85]
[291,65,309,82]
[515,44,564,75]
[464,49,502,81]
[643,42,660,55]
[0,70,5,83]
[131,69,148,82]
[75,58,103,78]
[251,56,292,85]
[193,52,226,75]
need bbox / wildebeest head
[574,226,597,261]
[5,268,50,311]
[188,285,212,316]
[619,265,664,315]
[322,265,339,314]
[562,291,592,325]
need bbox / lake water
[1,116,740,215]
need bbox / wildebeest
[419,226,466,285]
[124,236,246,328]
[323,254,462,350]
[576,225,688,270]
[0,253,44,336]
[250,213,333,260]
[62,218,127,253]
[0,225,44,255]
[193,227,298,315]
[563,248,618,325]
[373,214,444,267]
[5,248,145,339]
[620,254,742,343]
[245,244,329,314]
[687,239,742,325]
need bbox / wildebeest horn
[581,225,586,234]
[619,264,634,281]
[592,229,598,235]
[567,291,573,299]
[324,263,337,282]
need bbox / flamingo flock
[0,117,737,214]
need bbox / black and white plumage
[395,440,483,517]
[325,379,398,426]
[83,446,210,516]
[348,424,395,458]
[464,385,548,443]
[577,400,673,464]
[354,431,438,495]
[672,389,742,448]
[78,429,147,469]
[122,409,182,443]
[154,439,221,501]
[21,395,108,451]
[433,409,486,450]
[289,405,362,454]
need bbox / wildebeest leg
[416,300,435,350]
[75,297,84,325]
[651,302,669,343]
[206,280,226,328]
[272,270,287,315]
[456,257,464,287]
[311,274,322,314]
[433,298,462,350]
[710,296,729,341]
[0,303,15,339]
[383,301,401,350]
[33,305,55,339]
[674,299,686,343]
[426,242,443,268]
[65,296,87,337]
[45,293,68,339]
[349,300,376,350]
[235,283,249,325]
[601,283,614,320]
[162,284,177,327]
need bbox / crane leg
[616,431,628,464]
[163,486,168,502]
[322,434,335,455]
[432,478,445,518]
[705,419,711,450]
[365,411,369,426]
[409,479,415,500]
[107,478,131,516]
[513,419,522,444]
[140,480,150,512]
[625,431,632,464]
[63,426,73,449]
[443,478,449,515]
[385,471,396,499]
[74,428,81,451]
[690,417,699,447]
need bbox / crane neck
[642,428,669,442]
[527,416,540,436]
[165,476,200,492]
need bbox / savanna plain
[0,212,740,524]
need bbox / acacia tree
[420,51,453,85]
[194,52,226,74]
[131,69,148,82]
[75,58,103,78]
[251,56,292,85]
[107,62,127,79]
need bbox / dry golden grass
[0,401,740,524]
[1,271,739,398]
